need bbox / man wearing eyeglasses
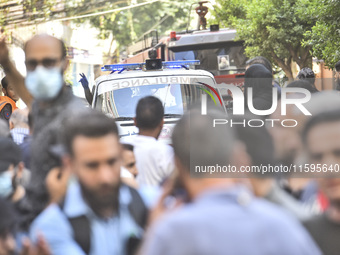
[0,34,84,226]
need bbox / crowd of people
[0,32,340,255]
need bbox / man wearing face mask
[0,34,85,225]
[0,137,26,204]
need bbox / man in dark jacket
[244,64,275,118]
[0,34,85,226]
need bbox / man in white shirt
[129,96,174,186]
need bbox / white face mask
[25,66,63,101]
[0,171,13,198]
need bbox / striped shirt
[10,127,29,145]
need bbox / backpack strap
[68,215,91,255]
[125,185,149,255]
[126,185,149,229]
[59,201,91,255]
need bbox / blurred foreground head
[233,117,276,176]
[302,106,340,205]
[24,34,68,101]
[172,104,249,188]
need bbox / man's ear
[2,87,6,96]
[62,154,73,173]
[159,119,164,129]
[62,58,70,73]
[133,117,137,127]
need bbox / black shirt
[304,212,340,255]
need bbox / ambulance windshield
[95,83,219,118]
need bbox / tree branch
[270,50,293,80]
[301,46,312,63]
[286,43,303,67]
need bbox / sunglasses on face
[25,57,63,71]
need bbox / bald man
[0,34,85,225]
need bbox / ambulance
[91,59,226,143]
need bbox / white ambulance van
[92,60,226,143]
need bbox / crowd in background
[0,32,340,255]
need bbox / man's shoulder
[242,198,321,253]
[149,196,320,254]
[0,96,15,104]
[30,203,71,239]
[65,94,85,108]
[60,94,86,118]
[148,138,173,153]
[250,196,306,227]
[134,136,173,152]
[31,204,68,228]
[155,194,309,235]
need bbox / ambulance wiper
[163,114,182,118]
[114,117,134,121]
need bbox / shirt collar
[195,185,254,206]
[11,128,29,134]
[135,135,157,142]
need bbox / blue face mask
[25,66,63,100]
[0,171,13,198]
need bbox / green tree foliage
[1,0,192,62]
[300,0,340,69]
[0,0,58,27]
[214,0,317,80]
[72,0,191,59]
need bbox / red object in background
[170,31,177,41]
[215,73,245,95]
[215,73,245,86]
[318,191,329,211]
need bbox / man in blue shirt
[141,107,321,255]
[30,110,147,255]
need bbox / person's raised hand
[21,235,51,255]
[45,166,71,204]
[147,172,185,227]
[0,30,10,67]
[79,73,89,90]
